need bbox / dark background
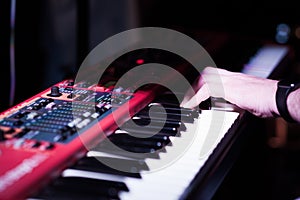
[138,1,300,38]
[1,1,300,199]
[1,0,300,111]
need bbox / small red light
[136,59,144,65]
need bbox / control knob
[47,86,62,97]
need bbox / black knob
[0,129,5,141]
[47,86,62,97]
[67,80,74,86]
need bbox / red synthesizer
[0,79,157,200]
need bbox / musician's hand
[180,67,280,118]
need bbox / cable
[9,0,16,106]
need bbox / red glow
[136,59,144,65]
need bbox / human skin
[181,67,300,123]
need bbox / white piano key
[59,110,239,200]
[242,45,289,78]
[62,168,129,183]
[87,150,146,161]
[102,110,239,200]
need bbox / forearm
[287,89,300,123]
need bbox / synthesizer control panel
[0,83,131,145]
[0,79,155,200]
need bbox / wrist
[275,80,300,123]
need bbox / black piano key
[32,176,128,200]
[135,109,195,123]
[135,112,177,122]
[142,107,192,118]
[136,110,193,123]
[92,156,149,172]
[164,107,199,118]
[92,141,160,159]
[121,123,178,135]
[32,189,110,200]
[132,116,182,128]
[114,130,172,143]
[114,143,165,153]
[132,116,186,131]
[70,156,148,177]
[108,133,171,149]
[148,103,199,118]
[119,126,180,137]
[110,133,171,146]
